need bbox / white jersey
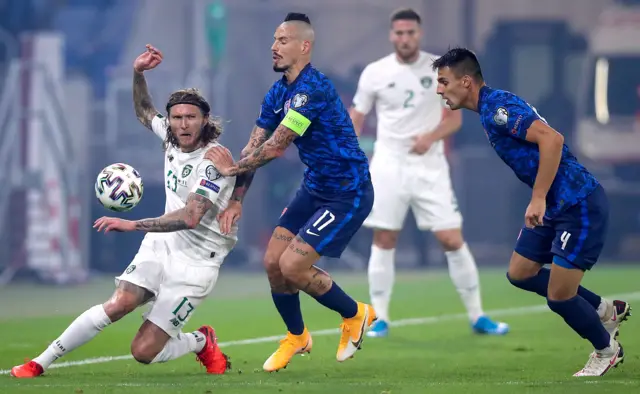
[140,114,237,265]
[352,51,447,158]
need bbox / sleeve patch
[281,109,311,136]
[200,179,220,193]
[205,165,221,181]
[493,107,508,126]
[291,93,308,108]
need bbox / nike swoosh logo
[274,108,283,113]
[350,308,368,349]
[305,229,319,236]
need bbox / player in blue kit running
[205,13,376,372]
[431,48,631,377]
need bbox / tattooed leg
[264,227,298,294]
[279,235,359,319]
[265,227,306,335]
[279,235,332,297]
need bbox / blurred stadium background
[0,0,639,285]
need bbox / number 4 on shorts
[560,231,571,250]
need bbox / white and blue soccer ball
[95,163,144,212]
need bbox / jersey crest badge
[420,76,433,88]
[181,164,193,178]
[493,107,508,126]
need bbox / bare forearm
[425,112,462,142]
[349,107,365,137]
[226,125,294,177]
[134,209,190,232]
[532,138,563,199]
[133,70,160,129]
[227,144,280,176]
[230,160,256,202]
[134,192,212,232]
[230,127,268,201]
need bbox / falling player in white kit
[10,45,232,378]
[349,9,509,337]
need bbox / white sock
[33,305,111,369]
[150,330,207,364]
[368,245,395,322]
[445,243,484,323]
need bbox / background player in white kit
[11,45,232,378]
[349,9,509,337]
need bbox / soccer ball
[95,163,144,212]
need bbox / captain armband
[280,109,311,136]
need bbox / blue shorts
[277,181,374,258]
[515,185,609,271]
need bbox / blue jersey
[256,64,370,196]
[478,86,599,219]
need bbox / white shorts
[363,149,463,232]
[115,237,223,337]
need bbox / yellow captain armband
[280,109,311,136]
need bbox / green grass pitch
[0,266,638,393]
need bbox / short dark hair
[285,12,311,25]
[390,8,421,25]
[163,88,222,151]
[431,47,484,82]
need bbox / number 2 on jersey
[403,89,415,108]
[166,169,178,192]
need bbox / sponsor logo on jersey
[200,179,220,193]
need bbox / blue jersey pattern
[256,64,370,196]
[478,86,599,219]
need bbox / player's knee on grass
[433,228,464,251]
[130,321,170,364]
[373,229,399,249]
[103,282,153,322]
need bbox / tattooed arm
[230,126,270,202]
[225,124,298,177]
[132,70,161,130]
[134,193,213,232]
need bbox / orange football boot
[263,328,313,372]
[336,302,376,362]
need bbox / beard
[273,64,288,72]
[396,46,419,63]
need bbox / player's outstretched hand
[217,201,242,234]
[93,217,136,233]
[205,146,234,177]
[133,44,163,73]
[524,197,546,228]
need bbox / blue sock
[507,268,602,309]
[271,292,305,335]
[547,296,610,350]
[313,282,358,319]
